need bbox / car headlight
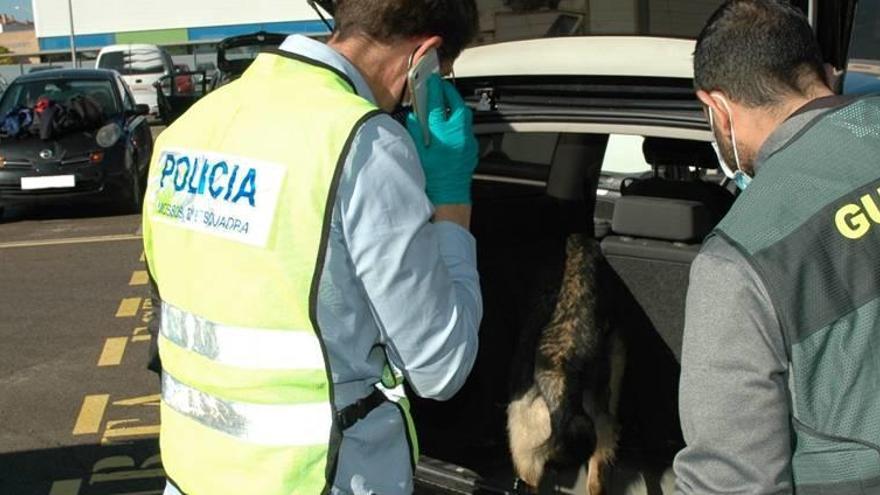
[96,123,122,148]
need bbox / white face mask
[708,96,751,190]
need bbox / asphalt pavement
[0,128,166,495]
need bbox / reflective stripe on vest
[161,302,325,370]
[162,370,333,446]
[143,49,383,495]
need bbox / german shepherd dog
[507,234,625,495]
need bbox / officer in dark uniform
[675,1,880,494]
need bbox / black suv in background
[155,32,287,125]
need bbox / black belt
[336,388,387,431]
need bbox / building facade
[31,0,327,52]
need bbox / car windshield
[98,49,165,75]
[0,79,119,118]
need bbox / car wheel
[118,154,144,214]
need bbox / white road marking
[0,234,142,249]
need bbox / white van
[95,44,173,117]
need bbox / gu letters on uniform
[835,188,880,240]
[152,149,286,247]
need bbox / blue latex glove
[406,74,478,205]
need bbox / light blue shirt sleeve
[336,113,482,401]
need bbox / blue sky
[0,0,32,21]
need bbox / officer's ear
[411,35,443,69]
[697,89,732,136]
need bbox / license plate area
[20,175,76,190]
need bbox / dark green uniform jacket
[676,95,880,495]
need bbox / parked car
[173,64,194,94]
[409,36,708,494]
[195,62,217,86]
[154,32,285,125]
[211,31,287,90]
[0,69,154,216]
[28,65,63,73]
[154,67,208,126]
[427,3,875,495]
[96,44,174,118]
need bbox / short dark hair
[694,0,825,107]
[333,0,479,62]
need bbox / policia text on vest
[153,149,284,244]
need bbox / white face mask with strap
[708,95,752,191]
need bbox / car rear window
[480,132,558,166]
[98,50,165,76]
[224,44,265,62]
[0,79,119,118]
[601,134,652,175]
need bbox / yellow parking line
[102,420,161,442]
[140,251,145,262]
[132,326,151,343]
[49,479,82,495]
[73,394,109,435]
[129,270,149,286]
[112,394,161,407]
[116,298,142,318]
[97,337,128,367]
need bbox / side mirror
[134,104,150,116]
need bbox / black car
[0,69,153,216]
[155,32,286,126]
[213,31,288,90]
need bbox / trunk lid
[216,31,288,78]
[452,36,703,130]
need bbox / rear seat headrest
[611,196,712,243]
[643,137,719,169]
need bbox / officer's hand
[406,74,478,205]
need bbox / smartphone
[407,48,441,147]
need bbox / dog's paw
[508,387,552,486]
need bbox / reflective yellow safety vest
[142,51,416,495]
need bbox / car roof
[14,69,118,82]
[98,44,162,53]
[454,36,696,80]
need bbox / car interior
[1,80,119,119]
[410,129,735,494]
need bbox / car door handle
[135,79,143,84]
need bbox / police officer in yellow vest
[143,2,482,493]
[675,1,880,494]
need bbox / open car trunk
[403,0,878,481]
[407,72,734,494]
[413,182,687,494]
